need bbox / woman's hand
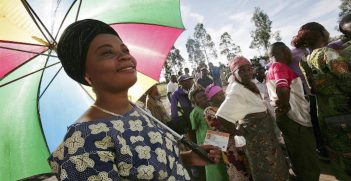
[182,145,222,166]
[274,99,291,117]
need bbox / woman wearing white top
[216,56,288,181]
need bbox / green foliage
[193,23,218,63]
[250,7,272,52]
[219,32,242,61]
[186,38,205,68]
[272,31,282,42]
[339,0,351,18]
[164,46,184,81]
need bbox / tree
[339,0,351,18]
[250,7,272,53]
[186,38,205,68]
[163,46,184,81]
[272,31,282,42]
[219,32,242,61]
[193,23,218,64]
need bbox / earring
[85,77,92,85]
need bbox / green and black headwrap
[57,19,120,85]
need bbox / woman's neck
[94,90,132,115]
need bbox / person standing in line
[328,13,351,52]
[197,68,213,89]
[184,67,190,77]
[146,85,171,124]
[289,47,328,158]
[209,62,222,87]
[169,75,194,135]
[189,85,229,181]
[216,56,289,181]
[167,75,178,102]
[293,22,351,179]
[204,84,252,181]
[267,42,320,181]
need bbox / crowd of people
[47,14,351,181]
[143,15,351,181]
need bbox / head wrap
[57,19,120,85]
[229,56,251,73]
[188,85,204,103]
[205,84,222,100]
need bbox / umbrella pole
[134,104,214,163]
[21,0,57,45]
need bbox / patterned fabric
[266,62,312,127]
[204,106,251,181]
[48,107,190,181]
[303,47,351,172]
[240,112,289,181]
[305,47,351,117]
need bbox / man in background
[209,62,222,87]
[169,75,194,134]
[197,68,213,89]
[167,75,178,102]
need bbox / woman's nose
[118,54,132,62]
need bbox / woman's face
[85,34,137,92]
[148,85,159,97]
[236,64,253,85]
[342,22,351,38]
[210,91,225,106]
[195,91,209,108]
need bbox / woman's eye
[101,50,113,56]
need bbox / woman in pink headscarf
[216,56,289,181]
[204,84,251,181]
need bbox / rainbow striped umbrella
[0,0,184,180]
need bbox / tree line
[163,0,351,81]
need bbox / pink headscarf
[229,56,251,72]
[205,84,223,100]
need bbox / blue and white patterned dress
[48,107,190,181]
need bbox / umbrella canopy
[0,0,184,180]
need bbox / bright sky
[174,0,342,66]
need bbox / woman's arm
[180,145,221,166]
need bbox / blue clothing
[197,76,214,89]
[170,88,192,119]
[169,88,193,134]
[48,107,190,181]
[210,66,222,86]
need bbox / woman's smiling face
[85,34,137,92]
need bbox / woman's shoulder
[227,82,246,95]
[312,47,339,56]
[311,47,345,63]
